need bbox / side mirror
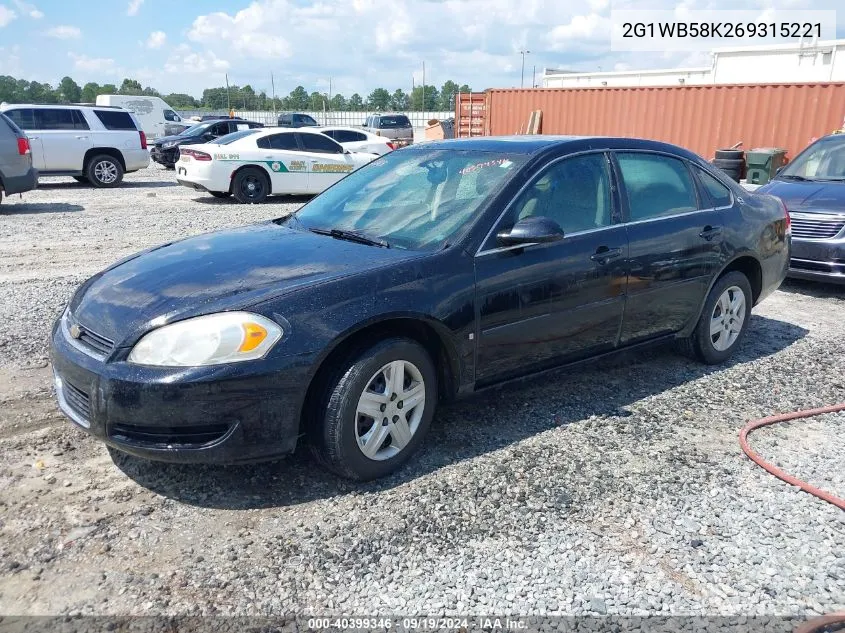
[497,216,564,246]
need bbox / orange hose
[793,613,845,633]
[739,403,845,512]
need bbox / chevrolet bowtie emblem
[69,324,82,339]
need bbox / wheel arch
[297,314,462,436]
[229,163,273,194]
[84,148,126,172]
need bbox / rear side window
[0,112,23,136]
[257,133,299,151]
[279,114,292,125]
[378,115,410,128]
[93,109,137,130]
[33,108,88,130]
[3,108,35,130]
[696,167,733,208]
[326,129,366,143]
[298,133,343,154]
[293,114,318,126]
[616,152,698,221]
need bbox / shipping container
[483,83,845,159]
[455,92,487,138]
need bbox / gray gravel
[0,167,843,619]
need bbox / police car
[175,128,379,203]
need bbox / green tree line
[0,75,472,112]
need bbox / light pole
[519,50,530,88]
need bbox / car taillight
[386,142,396,150]
[17,137,30,155]
[182,148,212,161]
[139,131,147,150]
[780,198,791,234]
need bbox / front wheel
[310,338,438,480]
[232,168,269,204]
[678,271,752,364]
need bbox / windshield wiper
[309,227,390,248]
[779,174,813,181]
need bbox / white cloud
[164,45,230,75]
[69,52,119,74]
[188,4,292,59]
[548,14,611,45]
[45,24,80,39]
[0,5,16,26]
[13,0,41,18]
[127,0,143,16]
[146,30,166,49]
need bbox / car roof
[314,126,368,132]
[0,103,121,110]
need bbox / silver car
[362,113,413,147]
[0,112,38,205]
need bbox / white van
[95,95,189,140]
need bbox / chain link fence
[176,110,454,129]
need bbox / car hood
[758,179,845,213]
[155,133,200,146]
[69,222,416,345]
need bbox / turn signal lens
[238,322,269,353]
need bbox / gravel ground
[0,167,843,620]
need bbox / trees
[329,94,347,110]
[348,93,364,111]
[410,85,439,111]
[164,93,199,108]
[439,80,459,111]
[118,78,143,95]
[287,86,309,110]
[81,82,100,103]
[366,87,391,111]
[100,83,118,95]
[58,76,82,103]
[309,91,326,110]
[390,89,409,111]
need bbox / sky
[0,0,843,99]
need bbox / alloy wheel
[710,285,746,352]
[94,160,119,184]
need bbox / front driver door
[474,152,629,385]
[296,132,355,193]
[255,132,308,193]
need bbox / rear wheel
[677,271,752,364]
[232,168,269,204]
[210,191,232,199]
[310,338,437,480]
[86,154,124,188]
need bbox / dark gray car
[0,112,38,205]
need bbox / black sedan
[757,133,845,284]
[150,118,263,169]
[51,136,790,480]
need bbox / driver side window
[495,153,614,242]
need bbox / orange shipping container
[483,83,845,159]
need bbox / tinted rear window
[378,116,410,128]
[298,133,343,153]
[0,112,25,136]
[294,114,318,125]
[4,109,35,130]
[94,110,137,130]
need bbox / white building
[542,39,845,88]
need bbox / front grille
[63,379,91,420]
[77,326,115,355]
[790,217,845,240]
[110,423,232,448]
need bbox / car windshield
[286,149,526,251]
[379,116,410,128]
[213,129,260,145]
[177,122,209,137]
[780,137,845,181]
[296,114,318,125]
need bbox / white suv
[0,104,149,187]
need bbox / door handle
[75,135,88,140]
[28,136,39,140]
[699,225,722,240]
[590,246,623,264]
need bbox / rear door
[474,151,628,384]
[255,133,308,193]
[3,108,44,169]
[295,132,355,193]
[33,108,92,172]
[613,151,726,344]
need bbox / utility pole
[532,64,536,88]
[271,72,276,116]
[519,50,530,89]
[422,61,425,112]
[225,73,231,113]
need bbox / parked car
[757,133,845,284]
[50,136,789,480]
[277,112,319,128]
[315,126,396,155]
[174,128,378,203]
[199,115,245,122]
[95,94,189,139]
[0,112,38,205]
[362,113,413,147]
[0,104,149,187]
[150,119,263,169]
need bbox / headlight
[162,141,177,149]
[128,312,282,367]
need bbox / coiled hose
[739,404,845,633]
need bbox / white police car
[175,128,379,203]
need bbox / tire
[72,176,89,183]
[164,164,176,170]
[210,191,232,199]
[232,167,269,204]
[310,337,438,480]
[86,154,124,188]
[715,149,744,160]
[677,271,753,365]
[713,158,744,169]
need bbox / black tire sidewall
[715,149,744,160]
[319,338,438,481]
[233,168,269,204]
[694,271,753,364]
[86,155,124,188]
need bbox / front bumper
[50,315,314,464]
[787,237,845,285]
[150,145,179,166]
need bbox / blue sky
[0,0,843,99]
